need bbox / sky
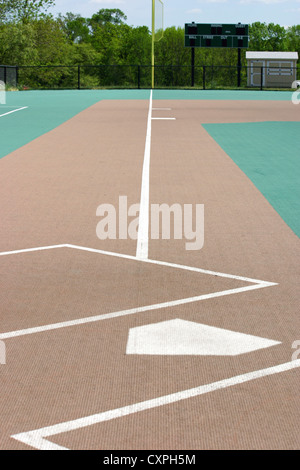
[48,0,300,28]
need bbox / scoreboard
[185,23,249,48]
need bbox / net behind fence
[0,66,18,87]
[154,0,164,42]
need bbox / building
[246,51,298,88]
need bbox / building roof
[246,51,298,60]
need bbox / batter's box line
[0,106,28,118]
[11,359,300,450]
[0,243,277,341]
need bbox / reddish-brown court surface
[0,95,299,450]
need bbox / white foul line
[0,244,277,340]
[152,117,176,120]
[11,359,300,450]
[66,244,271,284]
[0,106,28,118]
[136,90,153,260]
[0,244,66,257]
[0,243,276,284]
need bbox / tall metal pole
[151,0,155,89]
[191,47,195,87]
[237,47,241,87]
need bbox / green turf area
[0,90,150,160]
[203,121,300,237]
[0,88,294,161]
[1,90,298,238]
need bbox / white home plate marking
[126,319,281,356]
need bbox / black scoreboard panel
[185,23,249,48]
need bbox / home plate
[126,319,281,356]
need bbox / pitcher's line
[136,90,153,260]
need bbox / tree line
[0,0,299,88]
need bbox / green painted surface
[1,90,298,236]
[203,121,300,237]
[0,90,150,160]
[0,89,293,160]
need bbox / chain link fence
[0,64,299,90]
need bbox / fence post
[260,66,263,90]
[78,65,81,90]
[191,47,195,87]
[203,65,206,90]
[16,66,19,88]
[138,65,141,89]
[237,48,241,87]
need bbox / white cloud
[197,0,227,3]
[89,0,125,4]
[186,9,203,14]
[240,0,287,4]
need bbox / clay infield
[0,92,299,450]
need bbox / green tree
[0,21,38,64]
[58,12,91,44]
[286,25,300,55]
[33,16,73,64]
[0,0,55,23]
[249,22,290,51]
[88,8,127,34]
[249,22,269,50]
[124,26,151,65]
[265,23,287,50]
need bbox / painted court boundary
[136,91,176,260]
[11,359,300,450]
[2,244,298,450]
[0,243,277,340]
[0,106,28,118]
[3,91,296,449]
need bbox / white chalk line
[152,117,176,120]
[136,95,176,259]
[0,244,66,257]
[0,97,286,450]
[0,106,28,118]
[0,244,277,340]
[0,243,276,284]
[0,283,271,340]
[136,90,152,260]
[11,359,300,450]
